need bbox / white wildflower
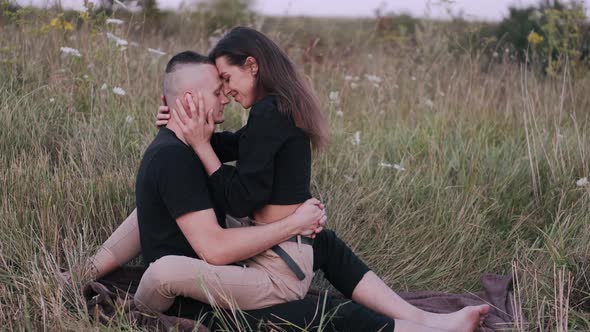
[350,82,359,89]
[367,53,373,59]
[424,99,434,108]
[364,74,382,84]
[147,48,166,56]
[60,47,81,57]
[106,18,125,25]
[373,83,380,88]
[113,0,128,9]
[411,76,417,81]
[83,74,89,79]
[49,98,55,103]
[329,91,340,105]
[379,162,405,171]
[101,83,108,90]
[493,51,499,57]
[125,115,134,124]
[576,177,588,187]
[344,174,354,182]
[336,110,343,117]
[351,131,361,146]
[112,87,126,96]
[379,162,393,168]
[107,32,128,46]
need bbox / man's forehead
[171,63,220,87]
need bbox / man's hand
[156,95,170,127]
[291,198,327,237]
[171,92,215,150]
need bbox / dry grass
[0,7,589,331]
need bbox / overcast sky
[15,0,590,21]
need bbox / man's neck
[165,122,188,145]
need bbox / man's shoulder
[142,130,205,173]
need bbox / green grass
[0,8,589,331]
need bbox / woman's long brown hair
[209,26,329,150]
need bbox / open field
[0,7,589,331]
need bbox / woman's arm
[173,93,289,217]
[210,127,246,162]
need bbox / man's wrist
[278,213,301,237]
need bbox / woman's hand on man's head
[156,95,170,127]
[171,92,215,150]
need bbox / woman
[81,27,490,331]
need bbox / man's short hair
[165,51,213,73]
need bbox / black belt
[271,236,313,281]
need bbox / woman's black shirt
[209,95,312,218]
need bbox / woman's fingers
[171,108,187,132]
[156,112,170,127]
[185,93,198,119]
[160,95,167,106]
[156,105,170,127]
[157,112,170,120]
[174,98,190,125]
[198,92,205,117]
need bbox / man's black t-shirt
[136,128,224,266]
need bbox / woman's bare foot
[423,304,490,332]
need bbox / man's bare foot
[423,304,490,332]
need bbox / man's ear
[245,56,258,76]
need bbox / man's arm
[177,199,325,266]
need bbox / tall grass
[0,8,589,331]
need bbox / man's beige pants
[133,216,314,311]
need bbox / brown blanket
[83,266,518,331]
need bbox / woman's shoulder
[250,94,278,114]
[248,95,292,127]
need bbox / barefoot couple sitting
[77,27,489,331]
